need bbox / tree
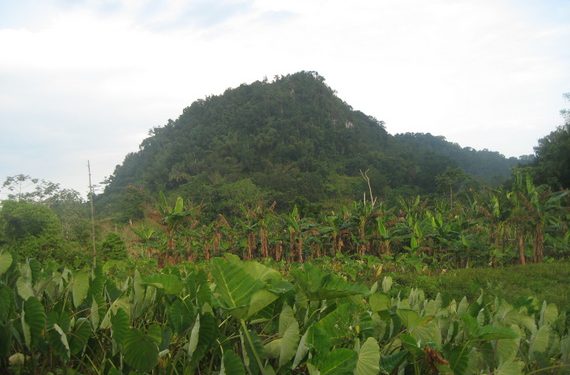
[532,93,570,189]
[2,174,61,202]
[0,200,64,261]
[435,167,469,209]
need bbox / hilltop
[99,72,521,218]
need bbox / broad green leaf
[292,329,310,369]
[241,322,266,375]
[496,326,521,364]
[247,289,278,319]
[396,309,420,330]
[111,308,129,348]
[307,325,332,358]
[495,360,524,375]
[0,285,12,323]
[411,321,442,347]
[457,297,469,316]
[316,348,357,375]
[72,271,90,308]
[221,350,246,375]
[69,318,91,355]
[188,314,200,359]
[190,313,218,367]
[279,304,296,337]
[369,293,390,312]
[307,363,319,375]
[278,305,299,367]
[0,325,11,358]
[477,325,518,341]
[22,297,45,349]
[0,252,12,276]
[265,305,300,367]
[147,324,162,345]
[539,302,558,327]
[143,274,183,295]
[561,335,570,363]
[170,196,182,213]
[211,256,264,319]
[530,325,551,355]
[52,323,70,360]
[447,346,469,375]
[16,277,34,301]
[265,338,282,359]
[133,269,145,317]
[122,328,159,372]
[100,297,130,329]
[380,350,407,373]
[354,337,380,375]
[313,304,354,346]
[243,261,282,283]
[461,314,479,338]
[90,298,100,329]
[21,311,31,349]
[292,264,368,300]
[400,334,423,357]
[382,276,392,293]
[168,299,195,334]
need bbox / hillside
[100,72,521,218]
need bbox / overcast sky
[1,0,569,197]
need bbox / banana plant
[157,192,195,264]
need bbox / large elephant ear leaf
[0,252,13,276]
[168,298,195,335]
[221,350,246,375]
[495,360,524,375]
[0,285,13,323]
[22,296,46,349]
[313,348,357,375]
[111,308,129,348]
[122,328,159,372]
[241,324,267,375]
[69,318,92,355]
[189,313,218,368]
[72,270,90,308]
[278,304,299,367]
[355,337,380,375]
[210,256,264,319]
[292,264,368,300]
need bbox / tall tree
[532,93,570,189]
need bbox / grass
[391,261,570,309]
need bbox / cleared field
[393,261,570,309]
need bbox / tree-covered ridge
[101,72,521,215]
[393,133,522,185]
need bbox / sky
[0,0,569,198]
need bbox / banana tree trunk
[259,228,268,258]
[533,224,544,263]
[247,232,255,259]
[517,231,526,265]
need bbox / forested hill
[394,133,521,185]
[100,72,521,216]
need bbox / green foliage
[533,122,570,190]
[98,232,128,261]
[0,256,568,374]
[392,261,570,309]
[0,200,64,261]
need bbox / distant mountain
[100,72,521,217]
[393,133,521,185]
